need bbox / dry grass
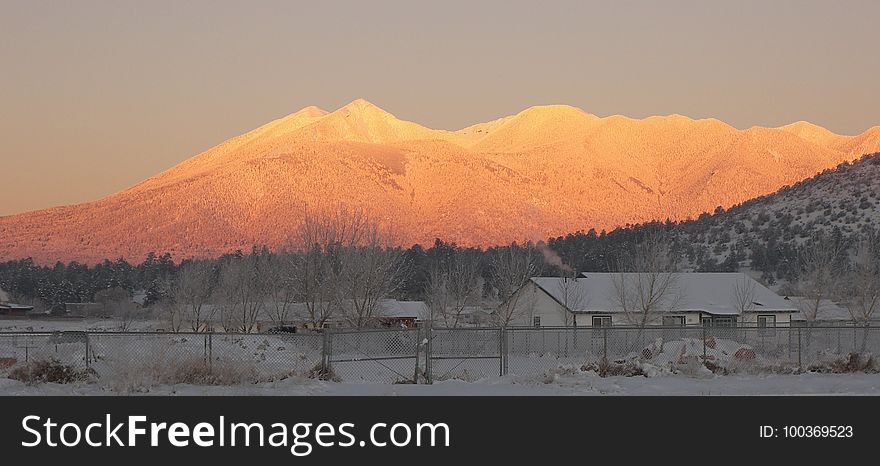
[807,352,880,374]
[581,360,647,377]
[102,344,299,393]
[9,359,97,385]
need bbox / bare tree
[424,263,451,325]
[296,205,370,251]
[217,250,269,333]
[337,223,409,328]
[424,251,483,328]
[845,235,880,352]
[95,287,140,331]
[286,205,371,328]
[294,247,337,329]
[731,275,758,315]
[554,271,589,327]
[490,244,543,327]
[171,261,216,332]
[611,234,682,338]
[793,233,844,324]
[264,253,298,327]
[158,297,184,332]
[792,232,844,353]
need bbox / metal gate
[427,327,503,382]
[326,328,422,383]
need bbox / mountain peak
[299,98,442,144]
[778,120,840,146]
[343,97,378,107]
[338,98,389,114]
[514,104,594,120]
[292,105,329,118]
[468,104,600,151]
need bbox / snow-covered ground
[3,321,879,395]
[2,372,879,396]
[0,317,158,333]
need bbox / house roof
[377,300,429,319]
[0,303,34,311]
[531,272,796,316]
[0,288,33,311]
[131,290,147,306]
[787,297,879,322]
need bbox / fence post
[503,327,509,375]
[207,332,213,374]
[321,330,333,375]
[498,326,509,376]
[797,326,802,371]
[602,327,608,365]
[85,334,90,369]
[425,325,433,385]
[853,326,857,353]
[702,323,707,361]
[413,328,421,384]
[498,327,504,376]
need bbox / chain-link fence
[427,328,502,382]
[326,328,422,384]
[0,331,324,387]
[2,325,879,386]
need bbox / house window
[533,316,541,328]
[757,315,776,328]
[713,317,736,327]
[592,316,612,327]
[662,315,686,327]
[756,315,776,335]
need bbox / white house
[506,272,796,328]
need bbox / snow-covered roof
[0,303,34,311]
[377,300,429,319]
[246,300,431,323]
[131,290,147,306]
[787,297,879,322]
[530,273,796,316]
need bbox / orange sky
[1,0,879,216]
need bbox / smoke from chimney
[536,241,573,273]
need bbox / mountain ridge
[2,99,880,265]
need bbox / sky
[1,0,879,216]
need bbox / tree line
[1,208,878,330]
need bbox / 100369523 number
[783,426,853,438]
[760,425,854,438]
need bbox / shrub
[581,360,646,377]
[307,362,340,382]
[9,359,96,385]
[807,353,879,374]
[108,358,272,393]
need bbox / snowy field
[2,372,880,396]
[0,317,158,333]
